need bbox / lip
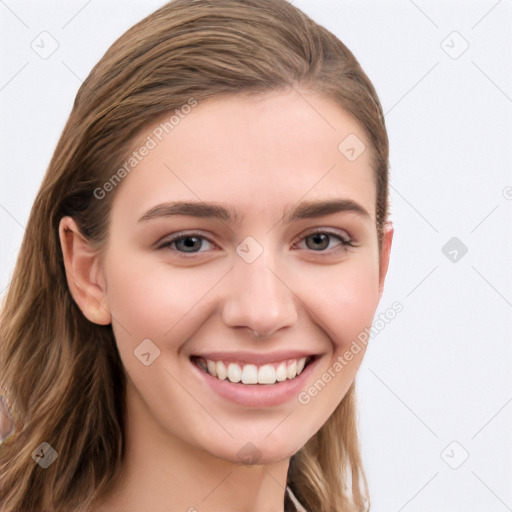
[190,354,321,407]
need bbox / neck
[94,380,290,512]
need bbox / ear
[58,217,111,325]
[378,222,394,299]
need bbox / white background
[1,1,511,510]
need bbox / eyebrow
[137,199,370,224]
[138,201,240,224]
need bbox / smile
[191,356,312,385]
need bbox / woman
[0,0,392,510]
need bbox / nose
[221,250,298,338]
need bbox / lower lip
[191,357,320,407]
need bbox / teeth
[286,360,297,380]
[241,364,258,384]
[276,362,287,382]
[258,364,276,384]
[216,361,227,380]
[207,359,217,377]
[195,356,310,385]
[227,363,241,383]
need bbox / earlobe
[58,217,111,326]
[378,222,394,299]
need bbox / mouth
[190,351,322,407]
[190,355,317,385]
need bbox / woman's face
[98,90,392,464]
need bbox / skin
[60,89,393,512]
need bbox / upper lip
[191,350,319,365]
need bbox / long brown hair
[0,1,388,510]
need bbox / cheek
[103,248,226,347]
[295,254,381,350]
[291,257,380,424]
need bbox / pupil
[178,237,201,252]
[307,233,329,251]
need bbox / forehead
[111,90,376,225]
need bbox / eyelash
[156,229,355,257]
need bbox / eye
[295,229,354,253]
[157,232,216,254]
[156,229,354,257]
